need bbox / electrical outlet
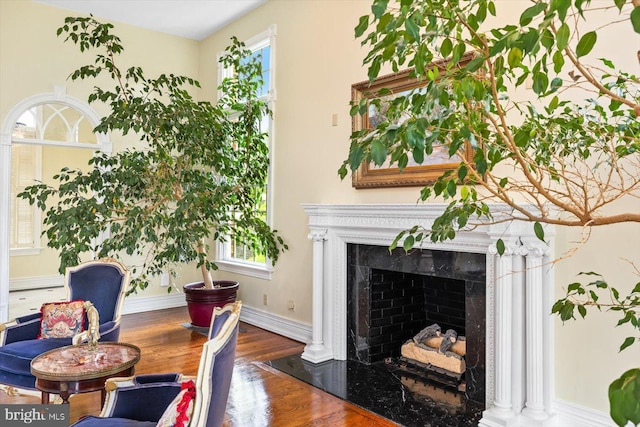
[287,300,295,311]
[160,273,170,287]
[263,294,268,305]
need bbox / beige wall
[2,0,638,414]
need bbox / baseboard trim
[239,305,311,344]
[122,292,186,315]
[552,399,619,427]
[9,275,63,292]
[121,294,311,345]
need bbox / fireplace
[347,244,486,404]
[301,204,557,427]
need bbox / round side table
[31,342,140,404]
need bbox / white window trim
[214,240,275,280]
[215,25,276,279]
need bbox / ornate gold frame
[351,54,476,189]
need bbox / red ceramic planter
[183,280,239,327]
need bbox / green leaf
[368,57,381,81]
[403,235,415,251]
[619,337,636,352]
[405,17,420,41]
[458,164,468,181]
[441,38,453,57]
[532,72,548,95]
[447,180,457,197]
[412,146,424,164]
[371,0,389,19]
[496,239,505,255]
[460,185,469,200]
[355,15,370,37]
[552,0,571,21]
[556,23,570,50]
[540,29,554,50]
[508,47,523,68]
[632,6,640,34]
[520,3,546,26]
[567,282,581,292]
[577,304,587,318]
[553,50,565,73]
[371,140,387,165]
[609,369,640,426]
[575,31,597,57]
[349,146,365,171]
[560,301,575,321]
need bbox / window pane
[14,104,98,144]
[10,144,37,249]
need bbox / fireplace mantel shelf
[302,203,556,427]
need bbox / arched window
[0,90,111,321]
[10,103,101,253]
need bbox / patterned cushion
[156,380,196,427]
[38,300,85,339]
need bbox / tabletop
[31,342,141,381]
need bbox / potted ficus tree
[341,0,639,424]
[19,17,287,327]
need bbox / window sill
[214,259,273,280]
[10,248,42,256]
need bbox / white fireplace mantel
[301,203,557,427]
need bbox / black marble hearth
[267,353,484,427]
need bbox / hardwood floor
[0,307,396,426]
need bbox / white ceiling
[34,0,267,41]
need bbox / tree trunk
[198,240,214,289]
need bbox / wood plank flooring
[0,307,396,426]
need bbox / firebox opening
[346,243,486,406]
[357,270,467,364]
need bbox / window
[10,143,41,253]
[10,103,99,255]
[215,26,276,279]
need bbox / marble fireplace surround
[301,204,556,427]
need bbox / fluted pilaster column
[520,238,553,423]
[301,228,333,363]
[489,241,518,416]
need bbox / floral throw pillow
[157,380,196,427]
[38,300,85,339]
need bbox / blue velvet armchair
[0,258,129,397]
[71,301,242,427]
